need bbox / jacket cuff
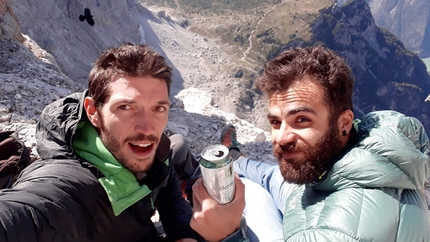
[220,226,249,242]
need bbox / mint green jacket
[283,111,430,241]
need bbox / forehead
[107,76,169,103]
[268,78,328,115]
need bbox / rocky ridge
[0,39,276,164]
[365,0,430,58]
[335,0,430,58]
[0,0,275,163]
[0,28,275,165]
[139,0,430,134]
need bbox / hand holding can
[199,145,235,204]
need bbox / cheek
[156,116,168,132]
[302,130,324,146]
[271,130,279,143]
[103,115,129,134]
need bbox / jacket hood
[314,110,430,192]
[36,91,87,160]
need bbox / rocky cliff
[2,0,430,148]
[366,0,430,58]
[274,0,430,132]
[337,0,430,58]
[152,0,430,133]
[11,0,153,84]
[0,0,22,42]
[0,0,275,163]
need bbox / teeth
[134,143,151,147]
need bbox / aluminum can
[199,145,235,204]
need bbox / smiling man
[267,78,346,185]
[0,44,203,241]
[195,46,430,241]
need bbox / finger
[192,177,211,202]
[234,176,245,200]
[191,189,202,214]
[231,175,245,209]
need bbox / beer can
[199,145,235,204]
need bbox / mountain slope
[0,0,275,163]
[365,0,430,58]
[8,0,430,135]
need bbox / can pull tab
[210,150,225,158]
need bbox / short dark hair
[255,46,354,118]
[88,43,172,108]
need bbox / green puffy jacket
[283,110,430,242]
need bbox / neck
[342,128,359,152]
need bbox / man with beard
[191,46,430,241]
[0,44,246,242]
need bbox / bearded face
[273,122,343,184]
[267,79,349,185]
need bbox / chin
[278,159,321,184]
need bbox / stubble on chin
[273,126,342,184]
[275,151,316,184]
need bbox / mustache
[125,134,159,143]
[274,142,300,153]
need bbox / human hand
[190,174,245,242]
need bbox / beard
[98,114,159,174]
[274,123,342,184]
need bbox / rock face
[337,0,430,57]
[366,0,430,58]
[2,0,430,158]
[0,0,275,163]
[278,0,430,132]
[11,0,156,84]
[0,0,23,42]
[9,0,430,134]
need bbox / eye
[269,119,281,129]
[118,104,131,110]
[154,106,168,113]
[296,117,311,123]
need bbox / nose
[275,123,296,145]
[134,111,155,135]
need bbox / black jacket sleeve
[0,160,100,241]
[0,159,147,242]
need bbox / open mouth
[129,142,154,156]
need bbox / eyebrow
[267,106,316,119]
[158,100,170,106]
[112,99,170,106]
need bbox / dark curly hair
[256,46,354,119]
[88,43,172,108]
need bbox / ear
[338,109,354,135]
[84,97,101,128]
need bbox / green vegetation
[332,22,343,36]
[256,28,274,39]
[233,35,245,43]
[380,28,415,57]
